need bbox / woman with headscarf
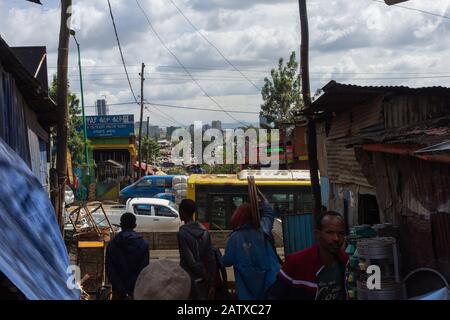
[221,192,281,300]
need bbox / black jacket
[105,230,149,296]
[177,222,216,287]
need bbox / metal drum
[357,237,397,260]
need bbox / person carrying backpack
[177,199,217,300]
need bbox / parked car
[119,175,186,203]
[94,198,182,233]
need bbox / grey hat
[134,259,191,300]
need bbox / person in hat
[106,212,149,300]
[134,259,191,300]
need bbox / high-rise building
[212,120,222,131]
[259,114,270,128]
[95,99,108,116]
[148,126,160,139]
[166,126,179,139]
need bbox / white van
[94,198,182,233]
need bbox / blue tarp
[0,138,79,300]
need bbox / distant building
[95,99,108,116]
[202,124,211,132]
[148,125,160,139]
[166,126,179,139]
[259,114,270,128]
[212,120,222,131]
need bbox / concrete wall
[140,230,284,250]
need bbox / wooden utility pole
[146,116,150,172]
[138,63,145,179]
[299,0,322,222]
[53,0,72,231]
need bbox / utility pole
[146,116,150,173]
[138,63,145,179]
[299,0,322,223]
[53,0,72,232]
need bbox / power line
[145,105,181,126]
[69,74,450,82]
[150,105,184,126]
[61,67,450,76]
[135,0,247,126]
[371,0,450,20]
[106,0,139,103]
[146,102,260,114]
[168,0,261,91]
[145,106,174,126]
[84,100,260,114]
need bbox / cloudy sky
[1,0,449,127]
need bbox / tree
[49,75,88,169]
[260,51,303,127]
[139,136,160,165]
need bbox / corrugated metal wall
[324,98,384,188]
[351,95,384,135]
[384,95,450,129]
[282,213,315,256]
[326,140,372,187]
[328,112,351,140]
[316,121,328,177]
[0,66,30,165]
[431,213,450,281]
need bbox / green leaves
[260,51,303,127]
[49,75,88,169]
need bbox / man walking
[106,212,149,300]
[267,211,349,300]
[177,199,216,300]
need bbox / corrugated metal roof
[308,80,450,114]
[10,47,48,93]
[0,36,56,126]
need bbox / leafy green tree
[49,75,89,168]
[139,136,161,165]
[260,51,303,127]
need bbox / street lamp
[70,30,90,178]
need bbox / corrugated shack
[307,80,450,279]
[0,36,56,190]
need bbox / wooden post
[146,116,150,172]
[138,63,145,179]
[54,0,72,231]
[299,0,322,223]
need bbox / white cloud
[1,0,450,125]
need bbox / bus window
[231,196,247,213]
[270,193,294,215]
[196,192,207,221]
[210,195,227,230]
[297,192,313,213]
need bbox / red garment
[230,203,253,230]
[278,244,349,300]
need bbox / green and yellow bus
[187,170,313,230]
